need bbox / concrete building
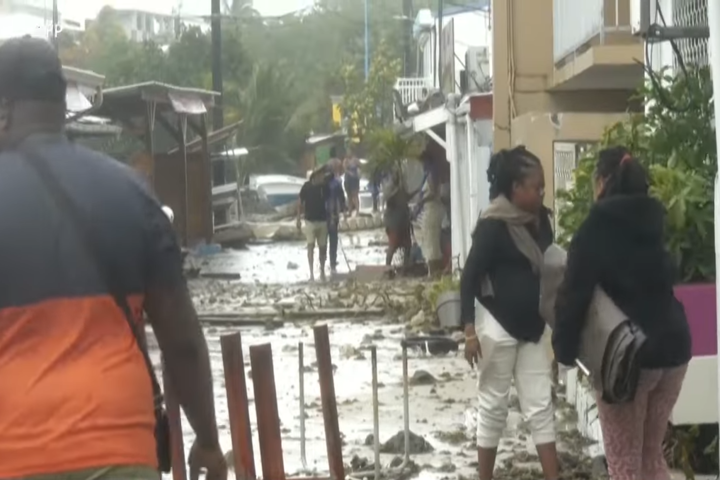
[492,0,644,215]
[108,8,208,43]
[0,0,83,40]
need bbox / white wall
[450,115,492,267]
[419,10,491,89]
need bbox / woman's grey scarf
[479,195,544,296]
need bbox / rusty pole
[313,325,345,480]
[221,333,256,480]
[163,363,187,480]
[250,344,286,480]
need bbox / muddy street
[150,233,602,480]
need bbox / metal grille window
[672,0,708,67]
[553,141,596,235]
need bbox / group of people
[461,145,690,480]
[0,34,693,480]
[381,153,451,274]
[297,150,453,279]
[296,148,365,281]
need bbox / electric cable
[640,0,697,113]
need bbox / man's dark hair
[487,145,542,200]
[0,36,66,104]
[595,146,649,198]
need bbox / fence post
[313,325,345,480]
[250,344,286,480]
[221,332,256,480]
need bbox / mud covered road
[148,232,615,479]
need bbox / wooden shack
[92,82,239,247]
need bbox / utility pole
[436,0,443,90]
[402,0,413,76]
[51,0,58,48]
[211,0,223,129]
[364,0,369,80]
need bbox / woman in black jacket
[553,147,691,480]
[461,146,559,480]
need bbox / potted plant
[427,275,461,329]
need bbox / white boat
[249,174,306,208]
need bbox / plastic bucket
[435,290,461,328]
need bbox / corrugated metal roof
[102,81,220,99]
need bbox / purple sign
[675,283,717,357]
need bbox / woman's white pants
[476,313,555,449]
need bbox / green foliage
[427,275,460,311]
[59,2,407,176]
[556,67,715,283]
[364,128,425,178]
[340,39,403,141]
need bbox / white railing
[394,77,433,106]
[553,0,631,63]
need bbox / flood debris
[409,370,437,386]
[433,429,468,445]
[380,430,434,454]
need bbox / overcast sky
[58,0,314,21]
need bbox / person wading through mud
[382,164,412,268]
[343,151,361,216]
[553,147,691,480]
[0,36,226,480]
[297,169,330,281]
[326,154,347,275]
[414,150,445,276]
[460,146,559,480]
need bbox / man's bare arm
[143,200,220,450]
[145,285,219,449]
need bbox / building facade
[492,0,643,213]
[0,0,83,40]
[110,9,208,43]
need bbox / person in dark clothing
[0,36,226,480]
[297,170,331,281]
[553,146,691,480]
[460,146,559,480]
[382,165,412,267]
[326,157,346,274]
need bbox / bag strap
[21,146,164,408]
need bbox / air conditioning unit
[465,46,490,93]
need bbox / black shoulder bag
[21,146,172,472]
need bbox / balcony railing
[553,0,634,63]
[394,77,433,106]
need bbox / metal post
[211,0,223,129]
[220,333,256,480]
[437,0,444,90]
[364,0,370,80]
[708,0,720,471]
[371,347,380,480]
[347,342,410,480]
[299,342,308,471]
[51,0,58,49]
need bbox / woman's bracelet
[465,334,478,341]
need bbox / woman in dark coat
[553,147,691,480]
